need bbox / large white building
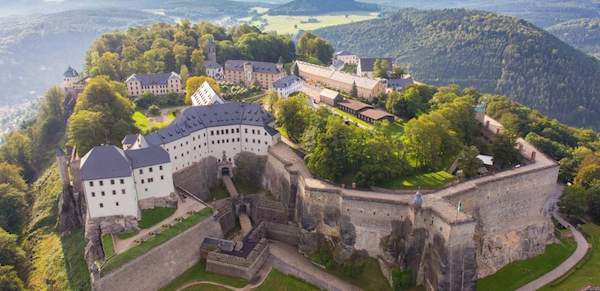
[334,51,359,65]
[125,72,183,98]
[79,103,280,219]
[191,82,224,106]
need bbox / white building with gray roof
[79,102,280,219]
[125,72,183,98]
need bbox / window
[245,128,248,133]
[159,165,163,170]
[112,190,116,195]
[149,167,153,172]
[211,130,214,136]
[99,180,104,186]
[91,192,96,197]
[141,179,145,184]
[121,189,126,194]
[212,141,215,144]
[99,203,104,208]
[236,128,240,133]
[139,169,143,174]
[226,129,229,134]
[120,179,124,184]
[161,175,164,180]
[89,181,94,187]
[110,179,115,185]
[101,191,105,196]
[252,129,255,134]
[116,202,119,206]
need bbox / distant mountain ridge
[548,18,600,59]
[268,0,379,16]
[314,8,600,129]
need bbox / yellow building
[223,60,286,89]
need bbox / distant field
[253,12,379,34]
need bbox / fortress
[69,101,558,291]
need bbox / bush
[392,268,415,291]
[148,105,161,116]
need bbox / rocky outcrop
[57,186,84,235]
[476,221,555,277]
[173,156,218,200]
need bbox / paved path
[222,175,239,198]
[113,197,204,254]
[269,241,361,291]
[516,186,590,291]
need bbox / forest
[314,8,600,130]
[548,18,600,59]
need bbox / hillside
[0,8,168,107]
[268,0,379,16]
[314,9,600,129]
[548,18,600,59]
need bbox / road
[516,185,590,291]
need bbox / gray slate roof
[146,102,275,145]
[387,78,414,88]
[127,72,179,86]
[64,66,78,78]
[224,60,282,74]
[124,146,170,169]
[80,145,132,180]
[122,134,138,146]
[272,75,301,89]
[204,61,222,69]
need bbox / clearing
[252,12,379,35]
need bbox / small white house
[204,61,224,80]
[191,81,224,106]
[272,75,303,98]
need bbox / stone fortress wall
[261,114,559,290]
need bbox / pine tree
[351,81,358,98]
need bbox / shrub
[148,105,161,116]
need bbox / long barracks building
[79,102,280,219]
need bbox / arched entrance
[221,166,230,176]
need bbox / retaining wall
[92,217,223,291]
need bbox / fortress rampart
[262,114,559,290]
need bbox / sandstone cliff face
[476,220,555,277]
[173,156,218,200]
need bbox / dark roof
[224,60,282,74]
[122,134,138,146]
[387,78,414,88]
[64,66,78,78]
[337,99,373,112]
[146,102,275,145]
[359,57,394,72]
[335,50,354,56]
[272,75,301,89]
[80,145,132,180]
[127,72,179,86]
[124,146,170,169]
[264,126,279,136]
[204,61,222,69]
[359,108,394,120]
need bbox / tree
[385,88,424,119]
[0,163,27,192]
[373,59,390,78]
[190,48,205,75]
[297,32,334,64]
[350,81,358,98]
[274,94,310,142]
[457,146,482,179]
[185,76,220,105]
[403,112,460,170]
[148,105,161,116]
[559,186,588,218]
[574,163,600,188]
[292,61,300,76]
[68,110,107,154]
[491,134,521,170]
[0,185,26,234]
[587,185,600,223]
[0,265,24,291]
[0,228,26,280]
[179,64,189,84]
[306,117,356,181]
[0,132,34,181]
[389,66,406,79]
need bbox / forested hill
[267,0,379,16]
[314,9,600,129]
[548,18,600,59]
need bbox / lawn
[541,223,600,290]
[132,111,175,134]
[477,236,577,291]
[318,257,392,291]
[381,171,456,189]
[209,183,230,201]
[101,234,115,258]
[101,208,213,275]
[254,269,319,291]
[139,207,177,229]
[116,229,139,240]
[331,106,373,129]
[159,259,247,291]
[182,285,231,291]
[258,12,379,34]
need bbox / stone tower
[206,39,217,63]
